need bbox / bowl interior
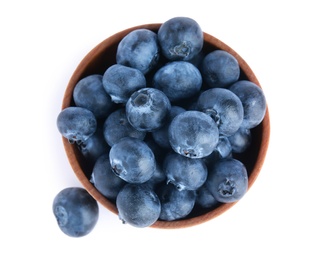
[61,23,270,229]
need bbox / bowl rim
[61,23,270,229]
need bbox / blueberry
[90,154,126,201]
[145,137,168,164]
[228,127,251,153]
[229,80,267,129]
[158,17,203,61]
[126,88,171,132]
[201,50,240,88]
[203,135,233,167]
[205,158,248,203]
[168,110,219,159]
[73,74,113,118]
[153,61,202,102]
[116,29,160,74]
[152,106,186,149]
[215,135,233,159]
[197,88,244,136]
[109,137,156,183]
[195,183,220,210]
[56,107,97,144]
[52,187,99,237]
[116,183,161,227]
[203,134,233,168]
[157,183,196,221]
[144,163,166,190]
[163,152,208,191]
[77,126,110,165]
[102,64,146,104]
[103,108,146,147]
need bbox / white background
[1,0,313,259]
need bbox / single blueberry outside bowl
[61,23,270,229]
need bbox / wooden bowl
[61,23,270,229]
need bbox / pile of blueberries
[53,17,267,236]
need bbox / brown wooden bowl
[61,23,270,229]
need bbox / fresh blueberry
[229,80,267,129]
[188,50,205,70]
[215,135,233,159]
[102,64,146,104]
[205,158,248,203]
[195,183,220,210]
[77,126,110,164]
[109,137,156,183]
[163,152,208,191]
[144,163,166,190]
[152,106,186,149]
[203,135,232,166]
[168,110,219,159]
[56,107,97,144]
[158,17,203,61]
[90,154,126,201]
[203,134,233,168]
[116,29,160,74]
[73,74,113,119]
[153,61,202,102]
[157,183,196,221]
[126,87,171,132]
[201,50,240,88]
[228,127,251,153]
[103,108,146,147]
[52,187,99,237]
[116,183,161,227]
[144,137,168,164]
[197,88,244,136]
